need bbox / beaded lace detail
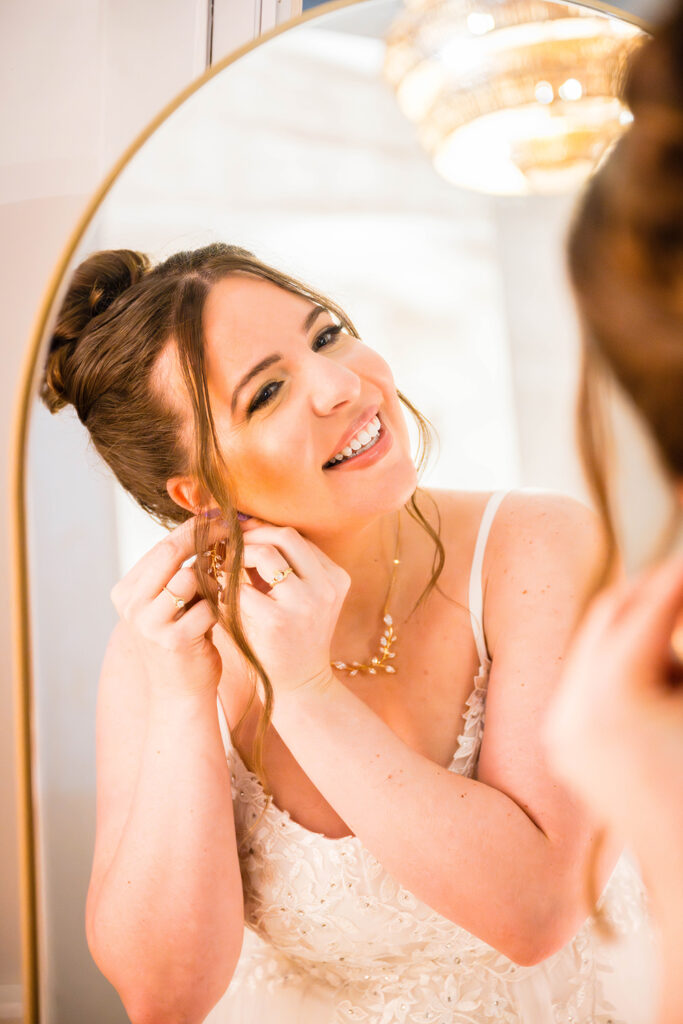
[221,655,650,1024]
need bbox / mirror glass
[22,1,658,1021]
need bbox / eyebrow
[230,304,329,414]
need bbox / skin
[545,493,683,1024]
[87,272,625,1023]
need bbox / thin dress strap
[468,489,512,665]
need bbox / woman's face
[177,273,417,532]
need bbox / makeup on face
[202,276,415,529]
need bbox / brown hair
[568,5,683,592]
[567,5,683,923]
[41,243,445,783]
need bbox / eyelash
[246,324,343,416]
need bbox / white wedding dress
[205,490,658,1023]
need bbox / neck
[302,507,403,638]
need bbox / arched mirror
[13,0,669,1021]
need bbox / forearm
[88,688,243,1023]
[273,674,579,965]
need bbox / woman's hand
[109,513,229,698]
[237,518,351,696]
[544,552,683,831]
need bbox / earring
[207,538,227,598]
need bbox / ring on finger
[270,566,294,587]
[162,585,186,610]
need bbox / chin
[359,454,419,520]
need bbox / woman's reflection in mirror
[41,241,654,1022]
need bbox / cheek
[229,421,309,503]
[356,344,395,385]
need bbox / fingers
[145,566,200,629]
[111,514,231,614]
[242,543,298,591]
[164,599,219,647]
[238,579,277,621]
[239,520,350,589]
[239,523,324,582]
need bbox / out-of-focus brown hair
[41,243,445,785]
[567,5,683,921]
[568,5,683,593]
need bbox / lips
[322,405,380,468]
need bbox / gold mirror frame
[9,0,650,1019]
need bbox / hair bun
[41,249,149,413]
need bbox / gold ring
[162,585,186,609]
[270,566,294,587]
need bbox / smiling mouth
[322,416,384,470]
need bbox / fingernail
[205,508,222,519]
[237,512,250,521]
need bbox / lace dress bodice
[205,491,657,1024]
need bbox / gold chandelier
[383,0,647,195]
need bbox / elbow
[120,954,241,1024]
[505,940,558,969]
[499,933,565,969]
[124,1002,204,1024]
[123,999,209,1024]
[87,919,243,1024]
[503,898,587,968]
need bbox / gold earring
[207,539,227,597]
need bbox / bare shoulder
[481,490,607,656]
[416,486,499,548]
[484,489,604,567]
[414,485,602,569]
[409,487,504,598]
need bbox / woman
[544,5,683,1023]
[42,244,653,1023]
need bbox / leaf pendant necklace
[331,512,401,677]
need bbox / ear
[166,475,207,515]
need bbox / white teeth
[326,414,382,466]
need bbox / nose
[307,353,361,416]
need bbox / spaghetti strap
[468,489,512,665]
[216,693,233,757]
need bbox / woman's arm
[267,493,619,966]
[86,621,244,1024]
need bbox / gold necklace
[331,513,401,677]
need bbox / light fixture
[383,0,647,195]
